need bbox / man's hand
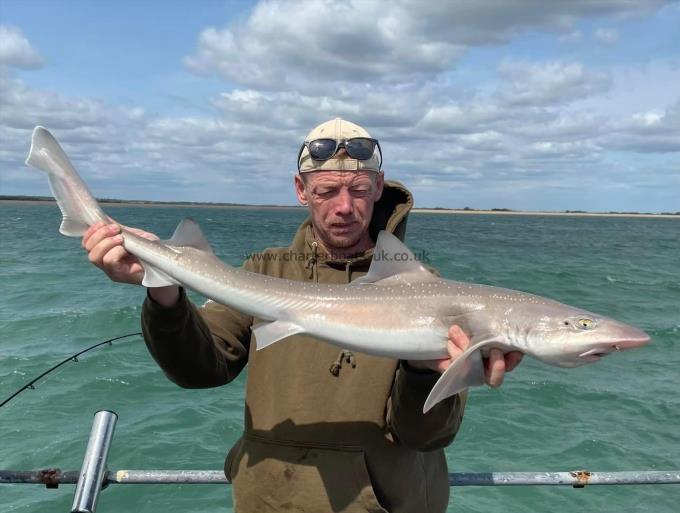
[407,325,523,387]
[83,222,153,285]
[82,222,180,307]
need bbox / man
[83,118,522,512]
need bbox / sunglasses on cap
[297,138,382,172]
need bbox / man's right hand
[83,221,151,285]
[82,222,180,307]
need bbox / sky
[0,0,678,212]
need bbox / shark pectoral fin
[140,262,181,288]
[423,338,498,414]
[253,320,305,350]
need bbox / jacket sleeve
[385,362,467,452]
[141,287,253,389]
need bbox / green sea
[1,203,679,512]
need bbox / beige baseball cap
[298,118,382,173]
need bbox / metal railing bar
[2,469,679,487]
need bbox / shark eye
[577,318,594,329]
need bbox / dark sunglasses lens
[345,138,375,160]
[308,139,337,160]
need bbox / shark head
[520,303,650,368]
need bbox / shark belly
[298,311,449,360]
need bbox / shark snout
[578,325,650,361]
[614,325,651,350]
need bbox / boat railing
[2,411,679,513]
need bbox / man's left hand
[407,325,523,387]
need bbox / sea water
[1,203,679,512]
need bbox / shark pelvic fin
[140,262,181,288]
[423,337,500,414]
[164,218,214,252]
[253,320,305,350]
[350,231,434,286]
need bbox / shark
[25,126,650,413]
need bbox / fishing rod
[0,332,142,408]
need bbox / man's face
[295,169,384,252]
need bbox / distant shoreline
[1,197,678,219]
[412,208,679,219]
[0,197,306,212]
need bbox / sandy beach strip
[411,208,679,219]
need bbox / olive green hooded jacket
[141,181,467,513]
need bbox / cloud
[184,0,669,88]
[3,54,674,208]
[0,25,45,69]
[0,74,301,203]
[559,30,582,43]
[594,27,620,45]
[498,60,611,106]
[212,83,439,134]
[0,75,129,132]
[184,2,465,88]
[604,101,680,152]
[417,97,515,135]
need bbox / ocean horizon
[2,196,679,218]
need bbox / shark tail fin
[25,126,109,237]
[423,337,499,413]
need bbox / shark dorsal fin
[350,231,434,286]
[140,218,213,288]
[164,218,214,253]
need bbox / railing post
[71,410,117,513]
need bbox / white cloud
[0,75,300,202]
[522,140,602,161]
[559,30,582,43]
[0,25,45,69]
[0,75,116,131]
[498,60,611,106]
[594,27,620,45]
[509,111,607,142]
[418,102,510,134]
[604,101,680,153]
[4,57,675,208]
[184,1,465,88]
[184,0,669,88]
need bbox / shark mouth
[578,346,621,360]
[578,334,650,361]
